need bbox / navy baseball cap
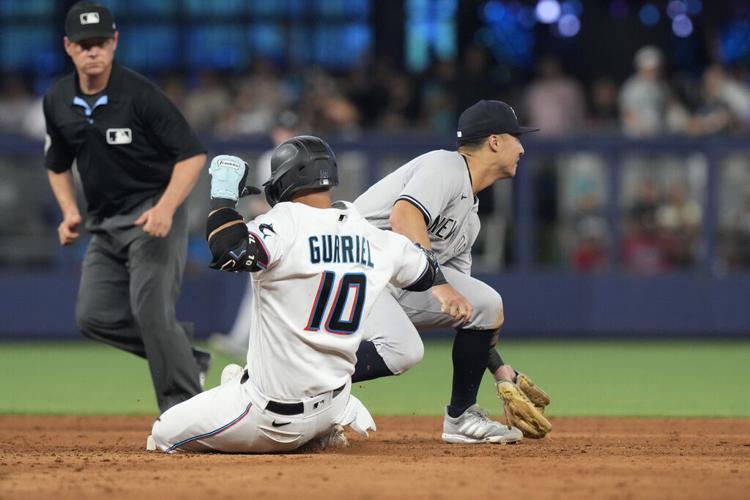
[65,2,117,43]
[457,100,539,141]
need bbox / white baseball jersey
[354,149,481,275]
[244,200,428,401]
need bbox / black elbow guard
[404,244,446,291]
[206,208,266,272]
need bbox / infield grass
[1,340,749,416]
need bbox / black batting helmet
[263,135,339,206]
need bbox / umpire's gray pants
[362,267,504,375]
[75,199,201,412]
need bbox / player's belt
[240,369,345,416]
[264,384,346,415]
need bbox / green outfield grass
[1,340,749,416]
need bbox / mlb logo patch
[320,168,330,185]
[80,12,100,25]
[106,128,132,145]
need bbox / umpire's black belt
[240,369,345,416]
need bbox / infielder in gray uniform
[353,100,552,441]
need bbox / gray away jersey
[354,149,480,275]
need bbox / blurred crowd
[2,45,750,273]
[2,45,750,140]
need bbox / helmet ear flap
[263,181,279,207]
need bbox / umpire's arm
[134,153,207,237]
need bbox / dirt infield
[1,416,749,500]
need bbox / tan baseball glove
[516,373,551,411]
[496,375,552,439]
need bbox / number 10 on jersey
[305,272,366,334]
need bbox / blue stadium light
[672,13,693,37]
[667,0,687,19]
[518,5,537,28]
[720,20,750,64]
[483,1,507,23]
[639,3,660,26]
[609,0,629,19]
[475,27,495,47]
[561,0,583,17]
[686,0,702,15]
[558,13,580,37]
[535,0,561,24]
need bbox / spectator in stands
[621,178,670,274]
[656,181,701,268]
[568,172,608,271]
[160,74,188,111]
[184,70,231,132]
[587,76,620,133]
[524,56,586,136]
[457,46,494,113]
[376,71,417,131]
[571,217,607,272]
[419,59,458,133]
[726,185,750,268]
[686,65,749,136]
[215,60,287,137]
[0,74,34,132]
[297,67,360,134]
[345,59,389,129]
[619,46,687,136]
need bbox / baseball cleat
[220,363,244,385]
[146,435,156,451]
[192,347,212,389]
[442,405,523,444]
[308,424,349,451]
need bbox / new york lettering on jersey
[427,214,458,240]
[308,234,374,267]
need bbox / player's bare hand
[58,212,82,246]
[135,204,174,237]
[432,283,473,323]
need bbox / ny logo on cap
[509,106,518,120]
[80,12,100,25]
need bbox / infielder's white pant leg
[361,289,423,375]
[151,374,352,453]
[400,268,504,331]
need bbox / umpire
[43,2,208,412]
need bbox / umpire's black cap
[65,2,117,43]
[457,100,539,141]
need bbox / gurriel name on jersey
[309,234,374,268]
